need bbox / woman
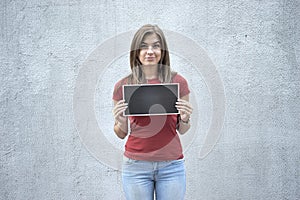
[112,24,193,200]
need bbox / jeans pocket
[123,156,137,166]
[170,158,185,166]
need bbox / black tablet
[123,83,179,116]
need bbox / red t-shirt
[112,74,190,161]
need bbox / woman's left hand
[176,98,193,122]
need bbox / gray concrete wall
[1,0,299,199]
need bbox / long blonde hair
[128,24,176,84]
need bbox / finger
[176,100,191,106]
[176,100,192,108]
[176,105,192,112]
[113,101,128,112]
[113,105,128,116]
[115,101,128,108]
[114,108,128,121]
[117,99,126,105]
[177,108,191,116]
[115,109,126,119]
[114,105,127,116]
[175,105,193,113]
[114,103,128,111]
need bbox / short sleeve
[172,74,190,98]
[112,78,126,101]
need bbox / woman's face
[138,33,162,66]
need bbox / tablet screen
[123,83,179,116]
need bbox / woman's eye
[153,44,160,48]
[140,45,147,49]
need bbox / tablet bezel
[123,83,180,116]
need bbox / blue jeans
[122,156,186,200]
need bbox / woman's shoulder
[113,75,130,101]
[172,72,188,83]
[172,72,190,97]
[114,75,130,88]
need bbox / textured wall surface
[1,0,299,199]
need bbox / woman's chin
[142,62,158,67]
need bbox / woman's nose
[147,47,154,54]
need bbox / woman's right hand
[113,100,128,125]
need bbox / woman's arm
[176,95,193,135]
[113,100,128,139]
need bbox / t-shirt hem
[124,151,184,161]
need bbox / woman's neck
[142,65,158,79]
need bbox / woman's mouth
[145,57,155,61]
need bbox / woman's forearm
[177,119,191,135]
[114,121,128,139]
